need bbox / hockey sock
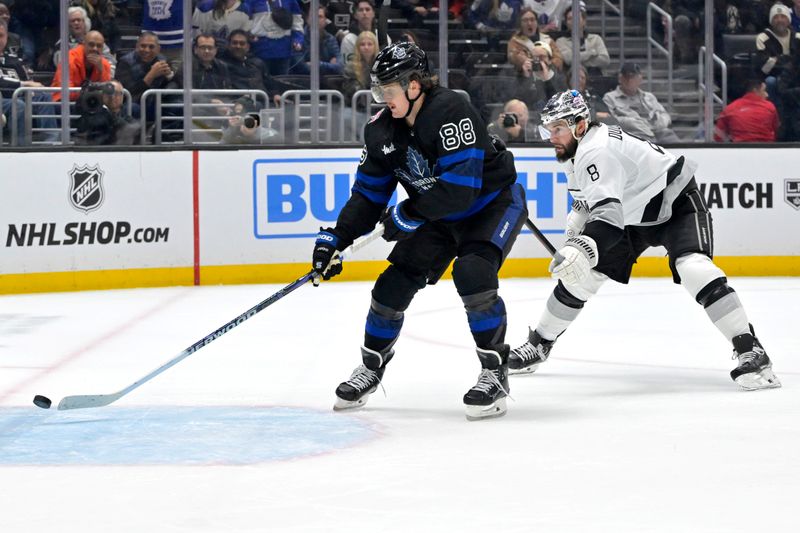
[364,299,404,357]
[537,281,585,341]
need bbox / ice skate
[464,346,510,421]
[730,328,781,391]
[333,347,392,410]
[509,329,554,375]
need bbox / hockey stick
[55,224,386,411]
[524,218,558,256]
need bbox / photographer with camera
[511,39,567,112]
[75,79,139,145]
[488,99,537,143]
[221,95,279,144]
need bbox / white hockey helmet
[538,89,590,140]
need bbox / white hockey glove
[549,235,599,285]
[564,208,588,239]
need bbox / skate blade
[333,396,370,411]
[465,397,507,421]
[509,363,540,375]
[734,367,782,391]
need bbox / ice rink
[0,276,798,532]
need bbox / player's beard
[554,136,578,162]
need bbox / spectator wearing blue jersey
[468,0,522,36]
[192,0,253,44]
[290,6,342,76]
[142,0,185,70]
[250,0,304,76]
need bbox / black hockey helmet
[370,42,429,103]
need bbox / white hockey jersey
[565,123,696,231]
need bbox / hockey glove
[312,228,343,285]
[549,235,599,285]
[381,201,424,242]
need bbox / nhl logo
[392,46,407,60]
[786,179,800,211]
[69,164,105,214]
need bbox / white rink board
[0,151,194,274]
[199,147,800,266]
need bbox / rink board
[1,147,798,293]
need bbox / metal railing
[10,87,132,146]
[141,89,270,145]
[646,2,673,110]
[281,90,345,144]
[697,46,728,136]
[600,0,625,63]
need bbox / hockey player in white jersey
[509,89,780,391]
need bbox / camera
[531,57,543,72]
[77,82,116,115]
[241,113,261,129]
[502,113,518,128]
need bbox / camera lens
[243,116,256,128]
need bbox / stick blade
[57,393,121,410]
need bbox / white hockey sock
[705,292,750,341]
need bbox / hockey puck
[33,395,52,409]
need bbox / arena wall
[1,146,798,294]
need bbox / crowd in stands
[1,0,800,145]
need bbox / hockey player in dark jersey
[311,42,528,420]
[509,90,780,391]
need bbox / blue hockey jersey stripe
[440,172,482,189]
[355,170,392,188]
[438,147,485,168]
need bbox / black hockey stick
[53,224,386,411]
[524,218,557,256]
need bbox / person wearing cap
[714,78,779,143]
[311,41,527,420]
[555,3,610,76]
[512,39,568,111]
[755,3,800,105]
[602,62,680,144]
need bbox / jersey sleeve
[333,117,397,247]
[575,146,626,254]
[408,98,486,221]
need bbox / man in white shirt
[508,89,781,392]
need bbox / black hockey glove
[312,228,343,285]
[380,201,424,242]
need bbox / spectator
[342,30,378,102]
[487,98,537,142]
[291,6,343,76]
[142,0,185,70]
[75,79,139,145]
[755,3,800,104]
[512,39,567,111]
[0,19,57,145]
[669,0,705,64]
[220,29,273,96]
[602,62,680,143]
[326,0,354,39]
[777,50,800,141]
[792,0,800,33]
[9,0,59,69]
[70,0,121,53]
[714,78,779,142]
[192,0,253,44]
[507,7,563,72]
[467,0,521,50]
[339,0,390,64]
[115,32,174,117]
[250,0,304,76]
[556,3,610,76]
[522,0,571,33]
[51,30,112,102]
[54,6,117,76]
[221,95,279,144]
[169,33,232,91]
[0,2,23,60]
[391,1,439,29]
[569,64,617,126]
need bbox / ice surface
[0,277,798,532]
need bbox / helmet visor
[370,79,406,104]
[538,119,570,140]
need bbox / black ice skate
[509,329,554,375]
[464,346,510,421]
[333,346,393,410]
[730,327,781,391]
